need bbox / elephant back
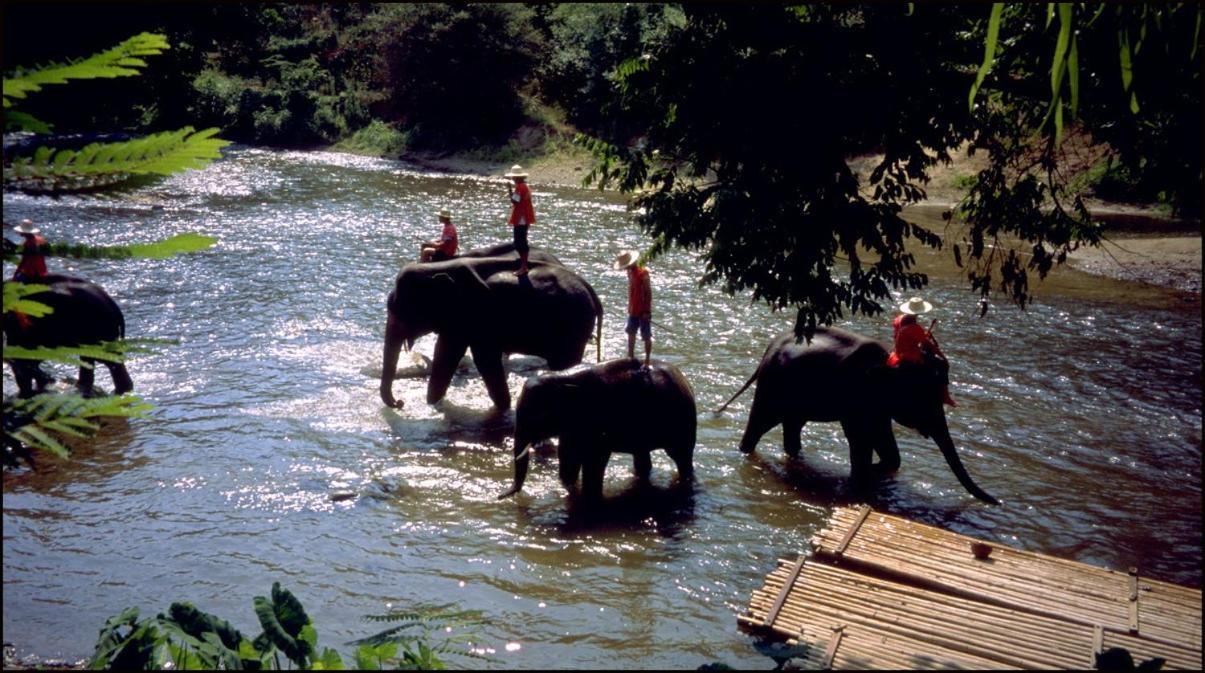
[6,276,125,346]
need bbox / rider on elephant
[12,219,48,282]
[420,209,459,263]
[890,296,956,408]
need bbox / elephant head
[498,376,569,498]
[875,356,999,505]
[380,265,486,408]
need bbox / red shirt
[439,221,458,256]
[627,266,652,317]
[508,182,536,226]
[15,234,47,279]
[887,314,942,366]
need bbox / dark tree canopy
[582,3,1200,335]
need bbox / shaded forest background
[3,4,677,156]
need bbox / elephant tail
[714,365,760,414]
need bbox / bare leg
[643,337,651,368]
[627,332,636,359]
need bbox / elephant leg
[633,452,652,480]
[667,443,695,482]
[558,439,582,490]
[77,358,97,397]
[782,417,805,457]
[10,361,36,398]
[107,362,133,395]
[841,419,876,484]
[427,336,468,404]
[470,344,511,411]
[872,417,901,475]
[580,449,611,501]
[738,404,780,454]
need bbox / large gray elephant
[3,274,133,398]
[381,244,603,411]
[499,358,697,500]
[716,326,998,504]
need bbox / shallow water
[3,148,1200,668]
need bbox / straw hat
[899,296,934,315]
[503,164,529,178]
[612,249,640,270]
[437,209,452,220]
[14,219,40,235]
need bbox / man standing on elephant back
[505,164,535,276]
[615,249,653,368]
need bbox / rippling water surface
[3,148,1201,668]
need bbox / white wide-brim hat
[899,296,934,315]
[14,219,40,235]
[437,209,452,220]
[613,249,640,270]
[503,164,529,178]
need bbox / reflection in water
[3,148,1200,668]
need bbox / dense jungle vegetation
[5,3,1198,332]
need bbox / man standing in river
[505,164,535,276]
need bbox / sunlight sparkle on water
[505,642,521,652]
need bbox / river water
[3,148,1200,668]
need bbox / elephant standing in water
[499,358,697,500]
[3,274,133,397]
[380,244,603,411]
[717,326,998,504]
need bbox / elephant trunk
[380,312,405,408]
[498,433,532,499]
[933,417,999,505]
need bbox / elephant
[380,244,603,411]
[498,358,697,500]
[716,326,998,504]
[3,274,133,398]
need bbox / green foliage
[580,3,1199,336]
[3,33,223,467]
[86,583,490,670]
[334,120,410,158]
[5,129,227,193]
[3,393,151,467]
[3,32,170,119]
[380,4,542,149]
[350,604,497,669]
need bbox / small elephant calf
[499,359,697,500]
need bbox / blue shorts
[625,316,651,340]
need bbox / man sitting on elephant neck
[505,164,535,276]
[889,296,957,407]
[614,249,653,368]
[420,209,458,263]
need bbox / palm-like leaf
[3,32,170,110]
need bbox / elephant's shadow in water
[514,457,698,536]
[380,402,514,449]
[744,452,981,521]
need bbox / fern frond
[3,33,170,108]
[4,110,52,133]
[3,281,54,316]
[4,127,230,193]
[6,234,216,265]
[4,342,129,365]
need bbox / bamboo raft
[739,506,1202,670]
